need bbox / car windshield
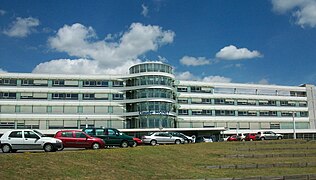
[33,130,45,137]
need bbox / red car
[54,130,105,150]
[133,137,143,147]
[227,135,238,141]
[245,133,257,141]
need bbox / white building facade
[0,62,315,137]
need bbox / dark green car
[82,128,134,148]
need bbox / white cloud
[0,68,8,73]
[176,71,199,81]
[176,71,232,83]
[34,22,174,74]
[271,0,316,28]
[3,17,40,38]
[32,58,141,75]
[180,56,211,66]
[0,9,6,16]
[215,45,262,60]
[257,78,269,85]
[202,76,232,83]
[141,4,149,17]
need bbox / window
[107,129,116,135]
[113,94,124,100]
[177,87,187,92]
[53,80,64,86]
[178,109,188,115]
[9,131,22,138]
[95,129,105,136]
[24,131,40,139]
[75,132,87,138]
[113,81,124,87]
[61,132,73,137]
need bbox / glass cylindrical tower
[125,62,177,129]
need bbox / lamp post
[292,112,296,139]
[85,117,88,129]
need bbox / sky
[1,0,316,86]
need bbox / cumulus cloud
[0,9,6,16]
[180,56,211,66]
[3,17,40,37]
[141,4,149,17]
[202,76,232,83]
[271,0,316,28]
[0,68,8,73]
[215,45,262,60]
[176,71,232,83]
[34,22,174,74]
[32,58,141,75]
[257,78,270,85]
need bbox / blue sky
[1,0,316,86]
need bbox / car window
[61,132,73,137]
[108,129,116,135]
[24,131,40,139]
[95,129,104,135]
[75,132,87,138]
[9,131,22,138]
[84,129,94,136]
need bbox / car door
[106,128,120,146]
[60,131,76,147]
[74,131,90,148]
[24,131,42,150]
[8,131,24,150]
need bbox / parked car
[142,132,184,146]
[195,136,213,143]
[237,133,247,141]
[168,132,194,143]
[132,137,143,147]
[0,129,62,153]
[54,130,105,150]
[245,133,257,141]
[83,128,134,148]
[256,131,283,140]
[227,135,238,141]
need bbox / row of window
[0,105,123,114]
[129,63,173,74]
[0,78,124,87]
[178,86,307,97]
[177,121,310,130]
[0,92,124,100]
[178,109,308,117]
[126,89,175,99]
[178,98,307,107]
[127,102,175,113]
[126,76,173,87]
[0,120,123,129]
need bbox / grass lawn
[1,140,316,179]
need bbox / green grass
[1,140,316,179]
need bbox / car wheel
[132,141,137,147]
[242,139,245,141]
[121,141,129,148]
[58,145,64,151]
[184,139,188,144]
[260,137,265,141]
[175,139,181,145]
[1,144,12,153]
[92,143,100,150]
[150,140,157,146]
[44,144,54,152]
[188,139,192,143]
[277,136,282,140]
[250,139,253,141]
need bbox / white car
[142,132,184,146]
[0,129,63,153]
[256,131,283,140]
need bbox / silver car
[142,132,184,146]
